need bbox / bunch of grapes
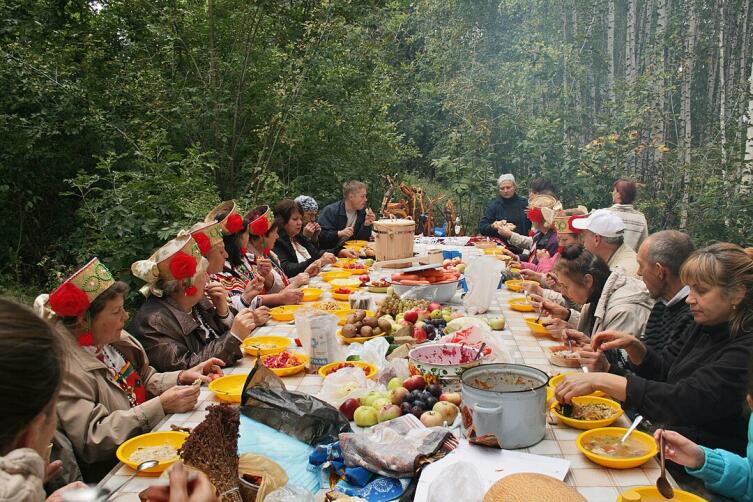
[378,295,429,316]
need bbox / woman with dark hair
[273,198,339,279]
[608,178,648,252]
[208,201,304,310]
[532,245,652,372]
[556,243,753,457]
[34,257,223,481]
[0,299,88,501]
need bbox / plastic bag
[316,366,379,408]
[295,308,340,370]
[462,256,505,314]
[241,361,351,446]
[439,325,512,363]
[376,358,410,387]
[264,486,315,502]
[345,336,389,371]
[426,462,484,502]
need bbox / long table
[99,245,678,502]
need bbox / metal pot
[460,363,548,449]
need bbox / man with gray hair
[478,173,531,238]
[635,230,695,355]
[572,209,639,277]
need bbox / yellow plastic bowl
[330,287,358,301]
[311,301,350,314]
[577,427,658,469]
[335,309,376,326]
[318,360,378,379]
[617,487,706,502]
[523,316,551,336]
[505,279,537,292]
[508,297,535,312]
[334,258,358,266]
[208,374,249,403]
[336,328,386,345]
[116,431,189,475]
[483,247,506,256]
[269,305,303,322]
[260,352,309,376]
[548,373,606,398]
[320,270,352,282]
[301,287,323,302]
[343,240,369,249]
[551,396,623,430]
[330,278,363,289]
[473,241,498,250]
[241,335,291,357]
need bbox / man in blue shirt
[478,173,531,238]
[318,180,375,249]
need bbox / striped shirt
[608,204,649,252]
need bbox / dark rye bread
[483,473,587,502]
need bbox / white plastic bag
[426,461,484,502]
[345,336,389,371]
[440,325,512,363]
[264,486,315,502]
[315,366,379,408]
[294,308,339,370]
[463,256,505,314]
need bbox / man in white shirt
[572,209,639,278]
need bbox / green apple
[354,406,379,427]
[361,391,382,408]
[430,309,443,320]
[456,264,466,274]
[372,397,390,410]
[442,313,453,322]
[388,377,404,390]
[487,317,506,330]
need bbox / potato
[345,313,358,325]
[360,325,373,337]
[372,327,383,336]
[355,310,367,322]
[363,316,378,328]
[377,318,392,333]
[342,324,358,338]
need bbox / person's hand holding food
[160,383,201,413]
[251,305,271,326]
[280,287,304,305]
[291,272,310,288]
[529,293,570,320]
[553,373,599,403]
[302,222,319,240]
[337,226,355,240]
[495,223,514,238]
[592,330,647,364]
[544,272,560,291]
[242,275,265,305]
[256,257,273,280]
[653,429,705,470]
[521,279,544,297]
[230,309,257,340]
[304,261,321,277]
[577,348,610,373]
[364,208,376,226]
[181,358,225,384]
[562,328,592,347]
[139,462,218,502]
[541,318,574,340]
[519,269,545,284]
[338,248,358,258]
[205,282,229,316]
[320,252,337,265]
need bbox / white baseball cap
[571,209,625,238]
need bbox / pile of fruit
[262,352,304,369]
[441,257,466,274]
[377,290,430,317]
[389,267,461,285]
[321,362,370,376]
[369,279,389,289]
[333,287,355,295]
[341,310,392,339]
[339,375,461,428]
[340,262,367,270]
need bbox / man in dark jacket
[478,173,531,238]
[318,180,375,249]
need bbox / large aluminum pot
[460,363,548,449]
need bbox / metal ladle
[62,460,159,502]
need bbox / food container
[408,343,488,379]
[461,363,548,449]
[301,287,323,302]
[617,487,706,502]
[550,395,623,429]
[504,279,538,292]
[388,278,460,303]
[241,336,291,357]
[116,431,189,475]
[318,360,378,379]
[546,345,581,368]
[508,297,535,312]
[577,427,658,469]
[208,374,249,403]
[373,218,415,261]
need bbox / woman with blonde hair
[555,243,753,455]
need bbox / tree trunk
[719,0,727,167]
[207,0,218,87]
[741,62,753,193]
[679,0,698,231]
[608,0,616,102]
[626,0,637,83]
[738,0,750,180]
[651,0,668,164]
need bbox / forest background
[2,0,752,303]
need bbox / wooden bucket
[373,219,415,262]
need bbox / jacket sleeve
[478,201,498,236]
[57,375,165,464]
[318,204,341,249]
[687,446,753,501]
[274,238,318,279]
[509,232,533,250]
[624,338,751,426]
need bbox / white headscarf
[497,173,516,186]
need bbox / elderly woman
[533,245,652,372]
[479,173,530,238]
[209,201,305,308]
[34,258,223,481]
[130,233,262,372]
[556,243,753,455]
[273,199,339,279]
[0,299,89,501]
[295,195,322,244]
[608,178,649,252]
[497,197,560,273]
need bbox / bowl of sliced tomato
[260,351,309,377]
[386,267,462,302]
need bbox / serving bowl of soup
[576,427,658,469]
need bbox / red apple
[359,274,370,284]
[439,392,462,406]
[428,302,442,312]
[404,375,426,392]
[403,311,418,324]
[378,404,402,423]
[389,387,410,405]
[339,398,361,421]
[420,410,445,427]
[414,326,427,342]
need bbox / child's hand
[655,429,705,469]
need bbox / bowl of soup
[576,427,658,469]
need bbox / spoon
[656,430,675,499]
[61,460,159,502]
[474,342,487,361]
[107,460,159,499]
[620,415,643,443]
